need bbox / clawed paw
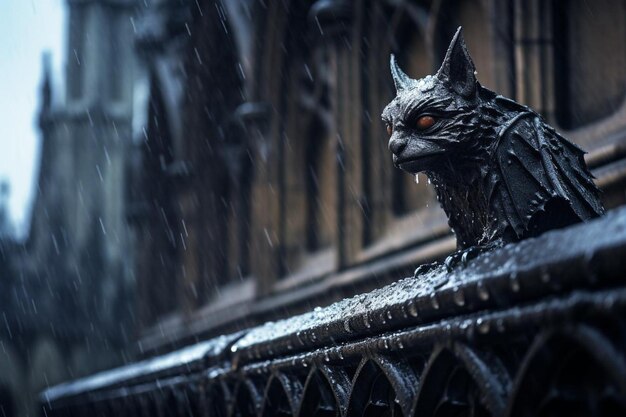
[444,246,490,272]
[414,244,499,277]
[414,261,439,277]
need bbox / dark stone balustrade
[41,208,626,417]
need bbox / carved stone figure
[382,27,604,272]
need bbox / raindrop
[430,293,440,310]
[452,286,465,307]
[510,272,520,292]
[343,319,352,333]
[476,281,490,301]
[363,314,371,329]
[386,310,393,320]
[477,318,490,334]
[496,318,506,332]
[408,302,419,318]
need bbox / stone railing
[41,208,626,417]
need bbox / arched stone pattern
[413,344,511,417]
[346,355,418,417]
[230,378,265,417]
[0,341,24,417]
[298,366,350,417]
[207,380,233,417]
[260,372,304,417]
[506,325,626,417]
[0,385,16,417]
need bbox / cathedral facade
[3,0,626,416]
[1,1,139,416]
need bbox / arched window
[68,5,87,100]
[305,116,336,251]
[391,11,436,216]
[434,0,495,88]
[0,387,14,417]
[553,0,626,129]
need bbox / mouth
[394,151,445,172]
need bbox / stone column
[310,0,364,269]
[513,0,556,119]
[235,102,275,295]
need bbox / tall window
[68,6,87,100]
[392,15,436,216]
[553,0,626,129]
[108,11,124,102]
[305,116,336,251]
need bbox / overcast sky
[0,0,65,237]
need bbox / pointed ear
[436,27,477,97]
[390,54,413,93]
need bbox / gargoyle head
[382,27,489,175]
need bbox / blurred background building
[1,0,626,416]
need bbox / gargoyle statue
[382,27,604,274]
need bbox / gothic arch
[260,372,303,417]
[0,342,23,417]
[413,344,510,417]
[346,355,418,417]
[506,325,626,417]
[230,378,264,417]
[298,366,351,417]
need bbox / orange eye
[416,115,435,130]
[386,124,393,137]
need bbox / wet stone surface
[41,207,626,404]
[231,207,626,362]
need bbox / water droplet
[510,272,520,292]
[477,318,490,334]
[343,319,352,333]
[453,286,466,307]
[386,310,393,320]
[477,282,490,301]
[430,293,440,309]
[363,314,371,329]
[496,318,506,332]
[408,302,419,317]
[324,352,330,362]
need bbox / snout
[388,134,446,173]
[388,136,407,155]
